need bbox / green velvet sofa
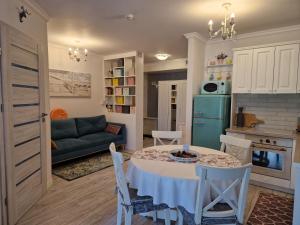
[51,115,126,164]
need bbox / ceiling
[35,0,300,62]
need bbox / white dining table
[126,145,242,215]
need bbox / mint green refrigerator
[192,95,231,150]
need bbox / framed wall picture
[49,69,91,97]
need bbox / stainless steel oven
[251,139,292,180]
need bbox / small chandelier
[68,47,88,62]
[208,2,236,40]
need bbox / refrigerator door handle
[193,122,206,125]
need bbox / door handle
[41,113,48,118]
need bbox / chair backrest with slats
[109,143,131,206]
[152,130,182,146]
[220,135,252,164]
[194,163,252,225]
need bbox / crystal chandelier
[68,47,88,62]
[208,3,236,40]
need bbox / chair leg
[152,211,157,222]
[176,208,183,225]
[117,194,123,225]
[125,207,133,225]
[164,209,171,225]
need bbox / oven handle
[252,143,287,152]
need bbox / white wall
[236,94,300,131]
[48,43,104,117]
[185,33,206,144]
[0,0,52,188]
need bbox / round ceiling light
[155,53,170,61]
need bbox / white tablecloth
[126,145,241,214]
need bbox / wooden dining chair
[220,135,252,164]
[109,143,171,225]
[177,163,252,225]
[152,130,182,146]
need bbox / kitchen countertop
[226,127,300,163]
[226,127,298,139]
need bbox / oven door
[251,143,292,180]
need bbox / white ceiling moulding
[24,0,50,21]
[206,24,300,44]
[184,32,207,43]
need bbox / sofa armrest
[106,122,127,144]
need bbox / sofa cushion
[76,115,107,136]
[54,138,91,154]
[79,132,122,146]
[51,119,78,140]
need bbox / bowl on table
[169,149,199,163]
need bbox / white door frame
[0,36,8,225]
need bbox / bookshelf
[104,56,136,114]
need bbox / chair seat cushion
[79,132,122,145]
[54,138,91,154]
[122,187,169,214]
[178,206,238,225]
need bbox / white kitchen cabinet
[232,50,253,93]
[251,47,275,94]
[274,44,299,93]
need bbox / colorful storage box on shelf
[126,77,135,86]
[123,88,129,95]
[115,96,124,105]
[115,105,122,113]
[130,106,136,114]
[112,78,119,86]
[113,68,124,77]
[115,87,123,96]
[105,87,114,95]
[105,79,112,86]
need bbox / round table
[126,145,241,214]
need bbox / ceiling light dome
[155,53,170,61]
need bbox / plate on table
[169,149,200,163]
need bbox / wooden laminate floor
[16,139,293,225]
[16,161,292,225]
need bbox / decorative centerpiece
[169,144,199,163]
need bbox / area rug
[246,192,294,225]
[52,152,131,181]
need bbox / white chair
[177,163,252,225]
[220,135,252,164]
[109,143,171,225]
[152,130,182,146]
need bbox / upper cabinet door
[298,48,300,93]
[232,50,253,93]
[273,44,299,93]
[251,47,275,93]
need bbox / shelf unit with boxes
[103,51,144,150]
[104,55,137,114]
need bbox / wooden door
[251,47,275,93]
[0,24,47,224]
[158,81,170,131]
[273,44,299,93]
[232,50,253,93]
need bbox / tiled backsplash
[236,94,300,131]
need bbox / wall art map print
[49,69,91,97]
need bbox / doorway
[143,69,187,147]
